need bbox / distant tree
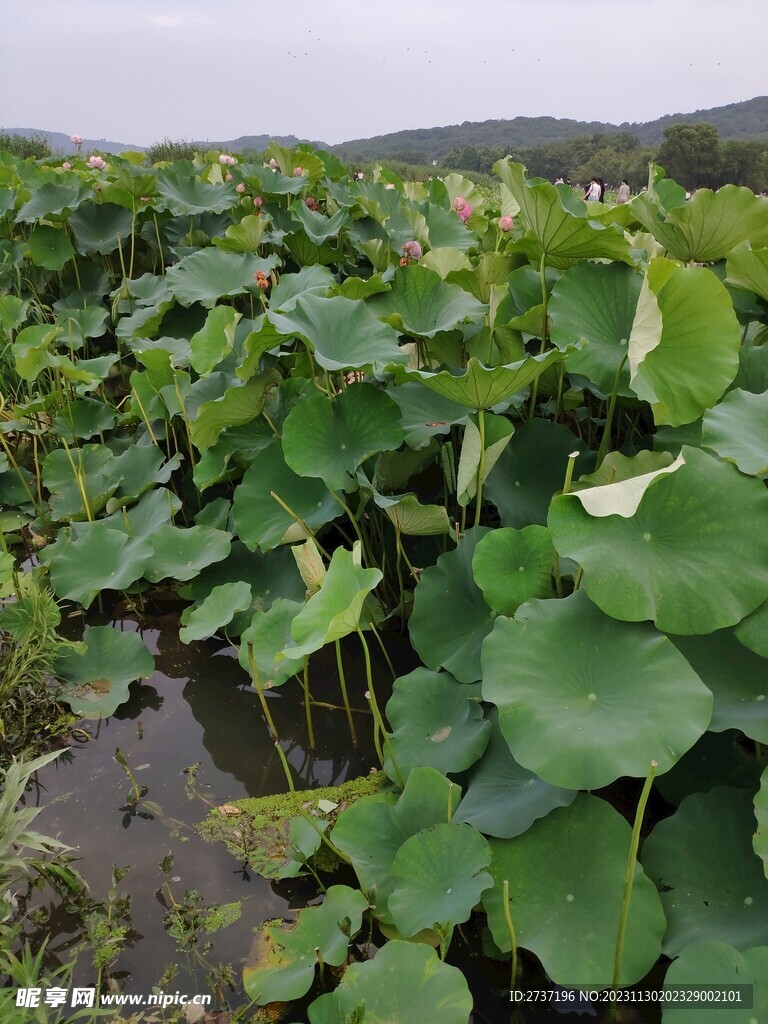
[0,131,52,159]
[146,138,198,164]
[718,139,768,191]
[656,123,721,189]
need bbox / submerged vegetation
[1,136,768,1020]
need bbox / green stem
[357,627,404,788]
[528,252,549,417]
[269,491,331,559]
[596,352,629,470]
[246,642,280,743]
[473,408,486,527]
[612,761,657,993]
[553,450,580,597]
[273,740,295,794]
[302,656,316,749]
[335,640,358,746]
[502,879,519,991]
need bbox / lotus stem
[474,407,486,527]
[356,627,404,788]
[273,740,295,794]
[596,352,629,470]
[612,760,657,994]
[334,639,357,746]
[302,656,316,749]
[502,879,519,991]
[369,621,397,681]
[246,642,281,744]
[269,491,331,559]
[528,252,549,418]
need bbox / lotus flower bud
[499,215,514,231]
[69,135,84,146]
[269,158,279,170]
[219,153,237,166]
[385,183,396,190]
[253,196,264,208]
[402,240,422,259]
[305,196,318,211]
[254,270,270,290]
[293,166,303,177]
[62,161,72,169]
[87,155,106,170]
[457,203,472,221]
[225,172,233,181]
[453,195,467,212]
[235,182,245,193]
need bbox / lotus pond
[1,142,768,1023]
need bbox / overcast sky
[1,0,765,147]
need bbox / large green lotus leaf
[107,444,183,508]
[67,202,134,255]
[0,294,28,332]
[756,765,768,878]
[471,525,553,616]
[290,202,349,243]
[548,446,768,634]
[549,261,641,396]
[409,527,496,684]
[268,294,407,371]
[237,599,304,689]
[381,494,452,536]
[389,823,492,939]
[670,630,768,743]
[454,708,577,838]
[27,225,74,271]
[421,202,477,252]
[268,265,334,313]
[308,940,473,1024]
[575,449,675,490]
[16,181,88,222]
[735,598,768,659]
[144,525,231,584]
[49,524,153,607]
[179,581,253,643]
[42,444,119,521]
[391,350,569,411]
[482,591,712,789]
[494,158,634,267]
[642,787,768,954]
[190,371,280,451]
[212,214,270,254]
[388,383,469,449]
[54,625,155,719]
[331,767,459,922]
[726,242,768,303]
[661,941,768,1024]
[240,163,307,196]
[166,249,279,308]
[189,305,241,376]
[12,324,63,381]
[632,184,768,262]
[282,383,403,491]
[155,171,240,215]
[456,413,515,506]
[384,669,490,781]
[486,418,592,528]
[243,885,368,1005]
[105,487,181,538]
[702,388,768,478]
[628,259,740,426]
[233,443,340,551]
[484,794,665,987]
[283,543,382,658]
[368,264,485,339]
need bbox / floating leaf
[482,590,712,790]
[55,625,155,719]
[642,787,768,954]
[384,668,490,780]
[484,794,665,986]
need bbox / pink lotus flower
[225,172,233,182]
[70,135,84,146]
[269,158,279,170]
[87,155,106,170]
[62,161,72,169]
[293,166,304,177]
[235,182,246,193]
[402,240,422,259]
[219,154,237,166]
[305,196,318,211]
[499,215,514,231]
[384,183,396,190]
[253,196,264,208]
[453,195,467,212]
[457,203,472,222]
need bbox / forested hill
[331,96,768,162]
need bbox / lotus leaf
[388,823,493,940]
[702,388,768,477]
[237,599,304,689]
[179,581,253,644]
[189,305,241,376]
[409,527,495,684]
[369,264,485,338]
[16,181,88,222]
[189,371,280,451]
[482,590,712,789]
[642,787,768,954]
[628,259,740,426]
[307,940,473,1024]
[68,203,134,255]
[471,525,553,615]
[269,293,407,371]
[381,494,452,536]
[726,241,768,303]
[548,446,768,634]
[27,225,74,271]
[166,249,279,308]
[282,383,404,491]
[155,171,240,215]
[661,941,768,1024]
[48,524,153,607]
[268,265,334,312]
[233,442,340,551]
[735,598,768,658]
[484,794,665,986]
[454,708,577,838]
[388,383,469,448]
[55,625,155,719]
[243,885,368,1005]
[144,525,231,584]
[384,669,490,780]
